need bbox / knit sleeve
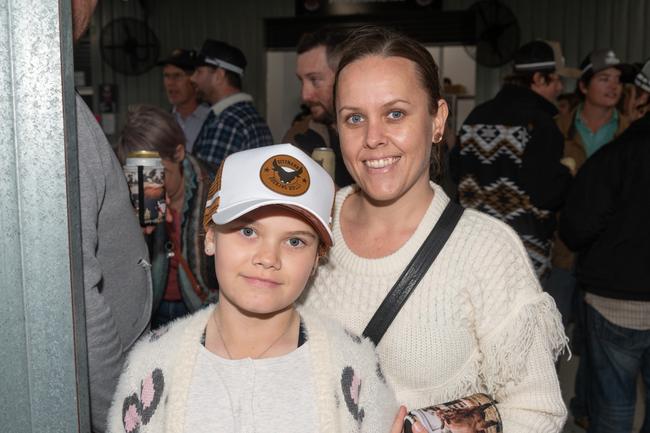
[105,332,169,433]
[468,216,568,432]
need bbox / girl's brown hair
[116,104,185,164]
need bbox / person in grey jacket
[72,1,152,431]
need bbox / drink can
[311,147,336,180]
[123,150,166,226]
[404,393,502,433]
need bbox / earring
[433,132,443,144]
[205,245,214,255]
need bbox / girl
[107,143,403,433]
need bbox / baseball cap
[513,40,580,78]
[156,48,197,72]
[634,60,650,93]
[203,143,335,247]
[195,39,247,77]
[579,49,635,81]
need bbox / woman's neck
[341,178,434,258]
[167,166,185,212]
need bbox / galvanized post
[0,0,90,431]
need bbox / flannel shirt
[192,93,273,170]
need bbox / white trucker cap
[203,143,335,247]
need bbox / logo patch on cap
[260,154,310,196]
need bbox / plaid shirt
[192,93,273,169]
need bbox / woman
[300,26,568,432]
[118,105,217,328]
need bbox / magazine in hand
[404,393,502,433]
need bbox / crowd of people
[68,0,650,432]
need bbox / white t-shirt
[184,342,318,433]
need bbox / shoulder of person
[299,307,378,361]
[456,208,526,252]
[130,307,212,361]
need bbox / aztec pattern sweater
[106,306,398,433]
[450,84,572,277]
[301,183,569,433]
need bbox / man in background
[560,60,650,433]
[450,40,575,281]
[157,48,210,152]
[72,1,152,431]
[283,27,354,187]
[191,39,273,170]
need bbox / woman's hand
[390,405,426,433]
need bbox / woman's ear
[205,228,215,256]
[431,99,449,143]
[174,144,185,163]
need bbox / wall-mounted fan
[464,0,520,67]
[100,18,160,76]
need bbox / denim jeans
[586,303,650,433]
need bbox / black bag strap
[362,201,464,346]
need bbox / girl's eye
[287,237,305,248]
[240,227,256,238]
[388,110,403,120]
[346,114,364,125]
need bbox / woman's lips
[363,156,400,169]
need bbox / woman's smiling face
[336,55,446,203]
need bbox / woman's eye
[287,237,305,248]
[346,114,363,125]
[388,110,404,120]
[240,227,256,238]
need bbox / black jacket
[560,112,650,300]
[450,84,572,276]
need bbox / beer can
[124,150,166,226]
[311,147,336,180]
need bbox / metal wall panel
[0,0,88,431]
[88,0,650,132]
[444,0,650,102]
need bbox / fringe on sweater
[479,292,569,395]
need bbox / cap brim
[211,199,333,247]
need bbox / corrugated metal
[0,0,88,430]
[87,0,650,136]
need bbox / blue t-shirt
[574,104,619,157]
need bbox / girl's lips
[242,275,281,288]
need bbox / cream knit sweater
[300,183,568,433]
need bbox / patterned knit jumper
[300,182,569,433]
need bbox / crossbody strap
[362,201,464,346]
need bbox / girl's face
[205,206,319,317]
[336,55,447,203]
[161,144,184,198]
